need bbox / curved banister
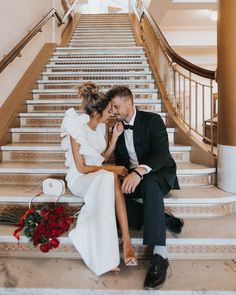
[0,0,79,73]
[129,0,217,152]
[141,8,216,80]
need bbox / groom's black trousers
[123,172,171,246]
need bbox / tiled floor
[0,258,236,294]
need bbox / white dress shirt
[123,107,151,174]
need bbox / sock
[153,246,168,259]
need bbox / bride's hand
[112,122,124,138]
[113,166,128,177]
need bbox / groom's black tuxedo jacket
[114,109,180,190]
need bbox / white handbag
[42,178,65,197]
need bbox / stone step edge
[0,193,235,205]
[1,235,236,248]
[55,46,144,50]
[0,167,216,174]
[37,79,155,84]
[42,72,151,76]
[18,111,166,117]
[32,89,157,94]
[0,144,189,152]
[45,64,149,69]
[26,98,161,104]
[10,127,174,133]
[49,57,148,61]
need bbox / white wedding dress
[61,108,120,276]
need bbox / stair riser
[45,67,150,73]
[69,40,136,47]
[20,114,166,127]
[12,131,173,144]
[2,149,187,164]
[0,173,214,187]
[37,83,154,90]
[68,43,136,46]
[178,173,216,187]
[45,66,150,71]
[71,33,134,37]
[42,74,153,80]
[49,59,148,64]
[52,53,145,58]
[48,61,148,66]
[0,199,232,219]
[27,104,164,113]
[0,241,234,260]
[32,93,158,100]
[70,36,135,40]
[0,174,64,185]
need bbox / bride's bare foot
[123,241,138,267]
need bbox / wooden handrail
[141,7,216,80]
[0,0,79,74]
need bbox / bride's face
[99,102,112,123]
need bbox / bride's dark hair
[77,82,110,116]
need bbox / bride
[61,82,137,276]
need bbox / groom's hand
[121,172,141,194]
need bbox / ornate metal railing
[0,0,79,73]
[129,0,217,152]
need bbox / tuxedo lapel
[133,109,143,161]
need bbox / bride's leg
[114,174,138,266]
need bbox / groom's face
[111,96,133,122]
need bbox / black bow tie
[123,124,134,130]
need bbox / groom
[106,86,183,289]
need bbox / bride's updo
[77,82,110,116]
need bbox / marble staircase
[0,13,236,293]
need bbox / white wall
[0,0,67,106]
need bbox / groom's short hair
[106,86,133,101]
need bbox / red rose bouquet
[13,205,74,253]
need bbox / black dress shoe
[144,254,169,290]
[165,212,184,234]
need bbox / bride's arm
[70,136,102,174]
[102,122,123,161]
[70,136,128,177]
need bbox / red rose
[41,208,50,217]
[50,238,59,248]
[54,206,65,215]
[40,242,52,253]
[51,229,62,237]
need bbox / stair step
[52,52,145,57]
[37,79,155,89]
[18,111,167,127]
[49,57,147,62]
[0,215,235,260]
[1,142,188,164]
[42,72,152,80]
[68,43,137,47]
[72,32,134,36]
[70,36,135,40]
[31,89,157,100]
[1,184,234,219]
[11,125,173,144]
[45,64,150,70]
[0,161,215,187]
[26,99,163,113]
[55,47,144,53]
[32,88,156,94]
[73,29,133,33]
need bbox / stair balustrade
[129,0,217,153]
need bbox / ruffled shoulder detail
[61,108,104,165]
